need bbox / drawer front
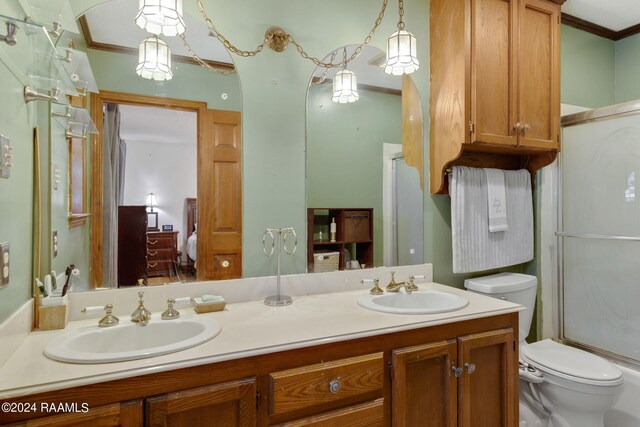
[269,353,384,417]
[147,248,174,261]
[273,398,384,427]
[147,238,172,249]
[147,260,173,275]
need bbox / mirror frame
[89,90,207,288]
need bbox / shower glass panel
[561,110,640,363]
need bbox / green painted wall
[561,25,615,109]
[86,49,242,112]
[306,86,402,267]
[615,33,640,104]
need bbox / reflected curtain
[102,104,125,287]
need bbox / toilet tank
[464,273,537,345]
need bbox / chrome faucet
[131,291,151,326]
[386,271,418,294]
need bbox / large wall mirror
[48,0,242,292]
[305,45,424,273]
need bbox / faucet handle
[161,299,180,320]
[362,278,384,295]
[98,304,119,328]
[138,291,145,301]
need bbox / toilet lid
[521,340,622,384]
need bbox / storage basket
[313,251,339,273]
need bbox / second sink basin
[357,290,469,315]
[44,317,222,364]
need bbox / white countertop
[0,283,521,399]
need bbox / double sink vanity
[0,265,520,426]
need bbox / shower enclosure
[559,101,640,366]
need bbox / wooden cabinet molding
[1,313,518,426]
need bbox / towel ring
[283,228,297,255]
[262,230,275,257]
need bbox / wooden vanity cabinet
[391,328,515,427]
[430,0,564,194]
[1,313,518,427]
[145,378,256,427]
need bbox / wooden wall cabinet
[391,328,515,427]
[430,0,565,194]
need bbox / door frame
[89,90,207,288]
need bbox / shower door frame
[558,99,640,369]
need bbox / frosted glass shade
[135,0,185,36]
[137,37,173,81]
[332,69,359,104]
[146,193,158,208]
[385,29,419,76]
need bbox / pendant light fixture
[332,48,359,104]
[136,36,173,81]
[135,0,186,37]
[384,0,419,76]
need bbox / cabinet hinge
[256,391,261,410]
[469,121,475,135]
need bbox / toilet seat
[521,340,623,387]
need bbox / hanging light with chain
[384,0,419,75]
[136,36,173,81]
[135,0,186,37]
[332,47,359,104]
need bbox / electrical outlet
[0,135,13,179]
[0,242,9,288]
[52,230,58,258]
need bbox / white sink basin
[357,290,469,315]
[44,317,222,364]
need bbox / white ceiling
[118,104,197,145]
[562,0,640,32]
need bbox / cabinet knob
[221,260,230,268]
[513,122,523,131]
[523,123,531,132]
[464,362,476,374]
[451,365,463,378]
[328,379,341,394]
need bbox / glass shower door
[560,110,640,363]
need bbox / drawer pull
[148,240,158,245]
[148,251,157,256]
[464,362,476,374]
[221,260,230,268]
[328,379,341,394]
[148,262,157,268]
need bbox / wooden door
[145,378,256,427]
[391,340,457,427]
[17,401,142,427]
[197,109,242,281]
[471,0,518,147]
[518,0,560,150]
[457,328,516,427]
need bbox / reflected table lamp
[146,192,159,231]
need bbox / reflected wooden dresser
[146,231,178,277]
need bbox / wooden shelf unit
[307,208,374,272]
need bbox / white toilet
[464,273,624,427]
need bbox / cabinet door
[392,340,457,427]
[457,328,516,427]
[145,378,256,427]
[15,401,142,427]
[471,0,518,147]
[518,0,560,150]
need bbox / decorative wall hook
[0,21,19,46]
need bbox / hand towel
[450,166,533,273]
[484,168,509,232]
